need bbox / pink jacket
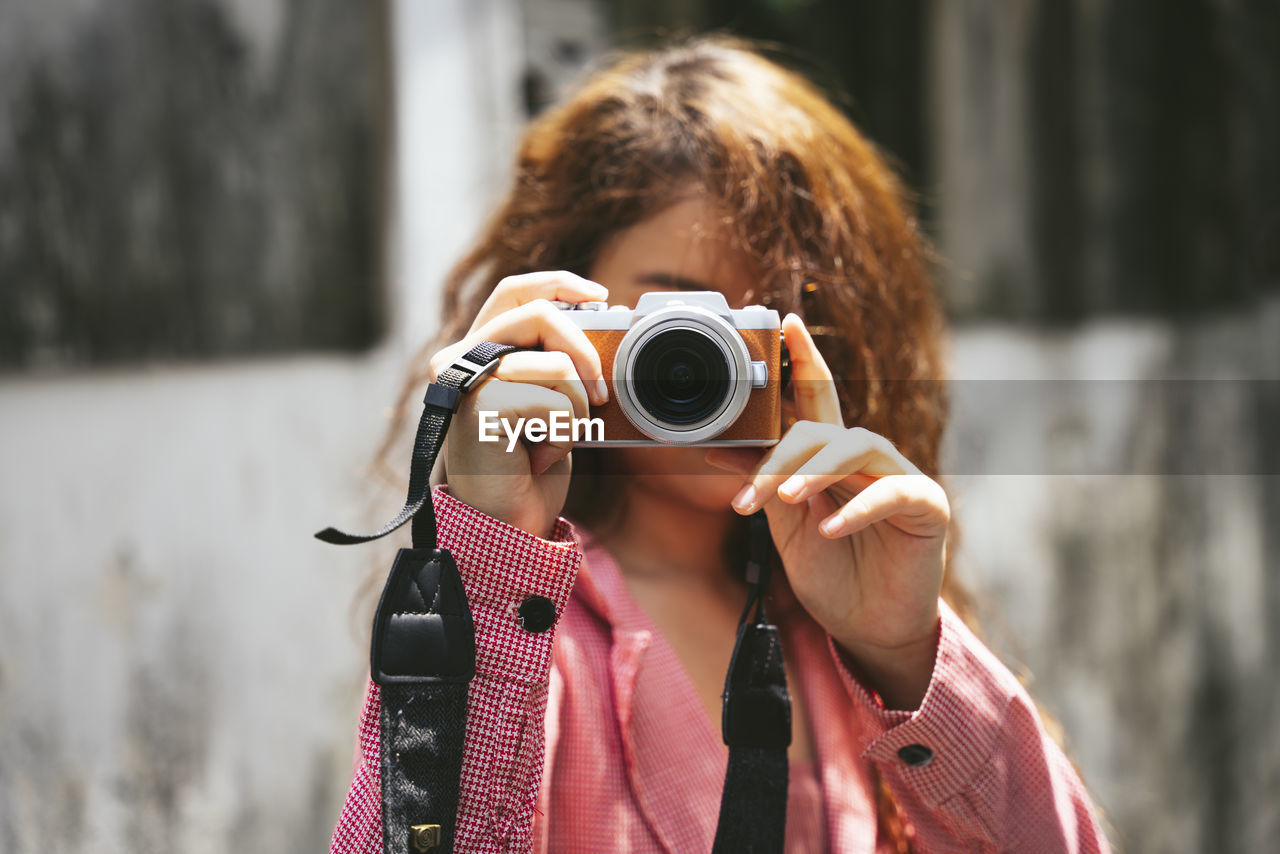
[331,488,1111,853]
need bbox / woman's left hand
[706,314,947,709]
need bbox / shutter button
[897,744,934,767]
[518,596,557,633]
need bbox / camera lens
[632,328,731,426]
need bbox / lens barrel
[612,300,755,444]
[632,328,732,426]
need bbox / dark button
[517,596,557,633]
[897,744,934,767]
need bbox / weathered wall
[0,0,523,851]
[0,358,395,853]
[930,3,1280,850]
[0,0,391,369]
[931,0,1279,321]
[946,305,1280,853]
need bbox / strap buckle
[423,351,506,412]
[453,354,502,392]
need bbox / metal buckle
[410,824,442,851]
[453,355,500,392]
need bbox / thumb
[783,313,842,425]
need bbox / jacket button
[897,744,934,767]
[517,596,556,633]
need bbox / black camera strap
[712,511,791,853]
[317,340,520,551]
[318,340,791,853]
[318,341,520,854]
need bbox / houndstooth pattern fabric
[331,487,1111,853]
[828,606,1112,853]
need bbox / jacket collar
[575,531,725,852]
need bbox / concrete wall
[0,1,523,851]
[946,305,1280,853]
[931,3,1280,848]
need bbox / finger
[468,300,608,405]
[775,427,917,503]
[783,313,842,426]
[492,350,590,422]
[471,271,609,330]
[730,420,845,513]
[817,474,949,539]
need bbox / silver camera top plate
[560,291,780,330]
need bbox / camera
[558,291,786,446]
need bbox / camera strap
[712,510,791,854]
[317,341,520,854]
[318,340,792,853]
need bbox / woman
[332,36,1110,853]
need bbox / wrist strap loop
[315,341,520,550]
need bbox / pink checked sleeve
[330,486,582,854]
[830,601,1111,853]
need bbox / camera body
[559,291,785,446]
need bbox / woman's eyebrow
[635,272,714,292]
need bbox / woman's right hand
[427,271,610,539]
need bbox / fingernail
[819,515,843,536]
[594,377,608,405]
[779,476,804,499]
[732,485,757,511]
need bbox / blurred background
[0,0,1276,851]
